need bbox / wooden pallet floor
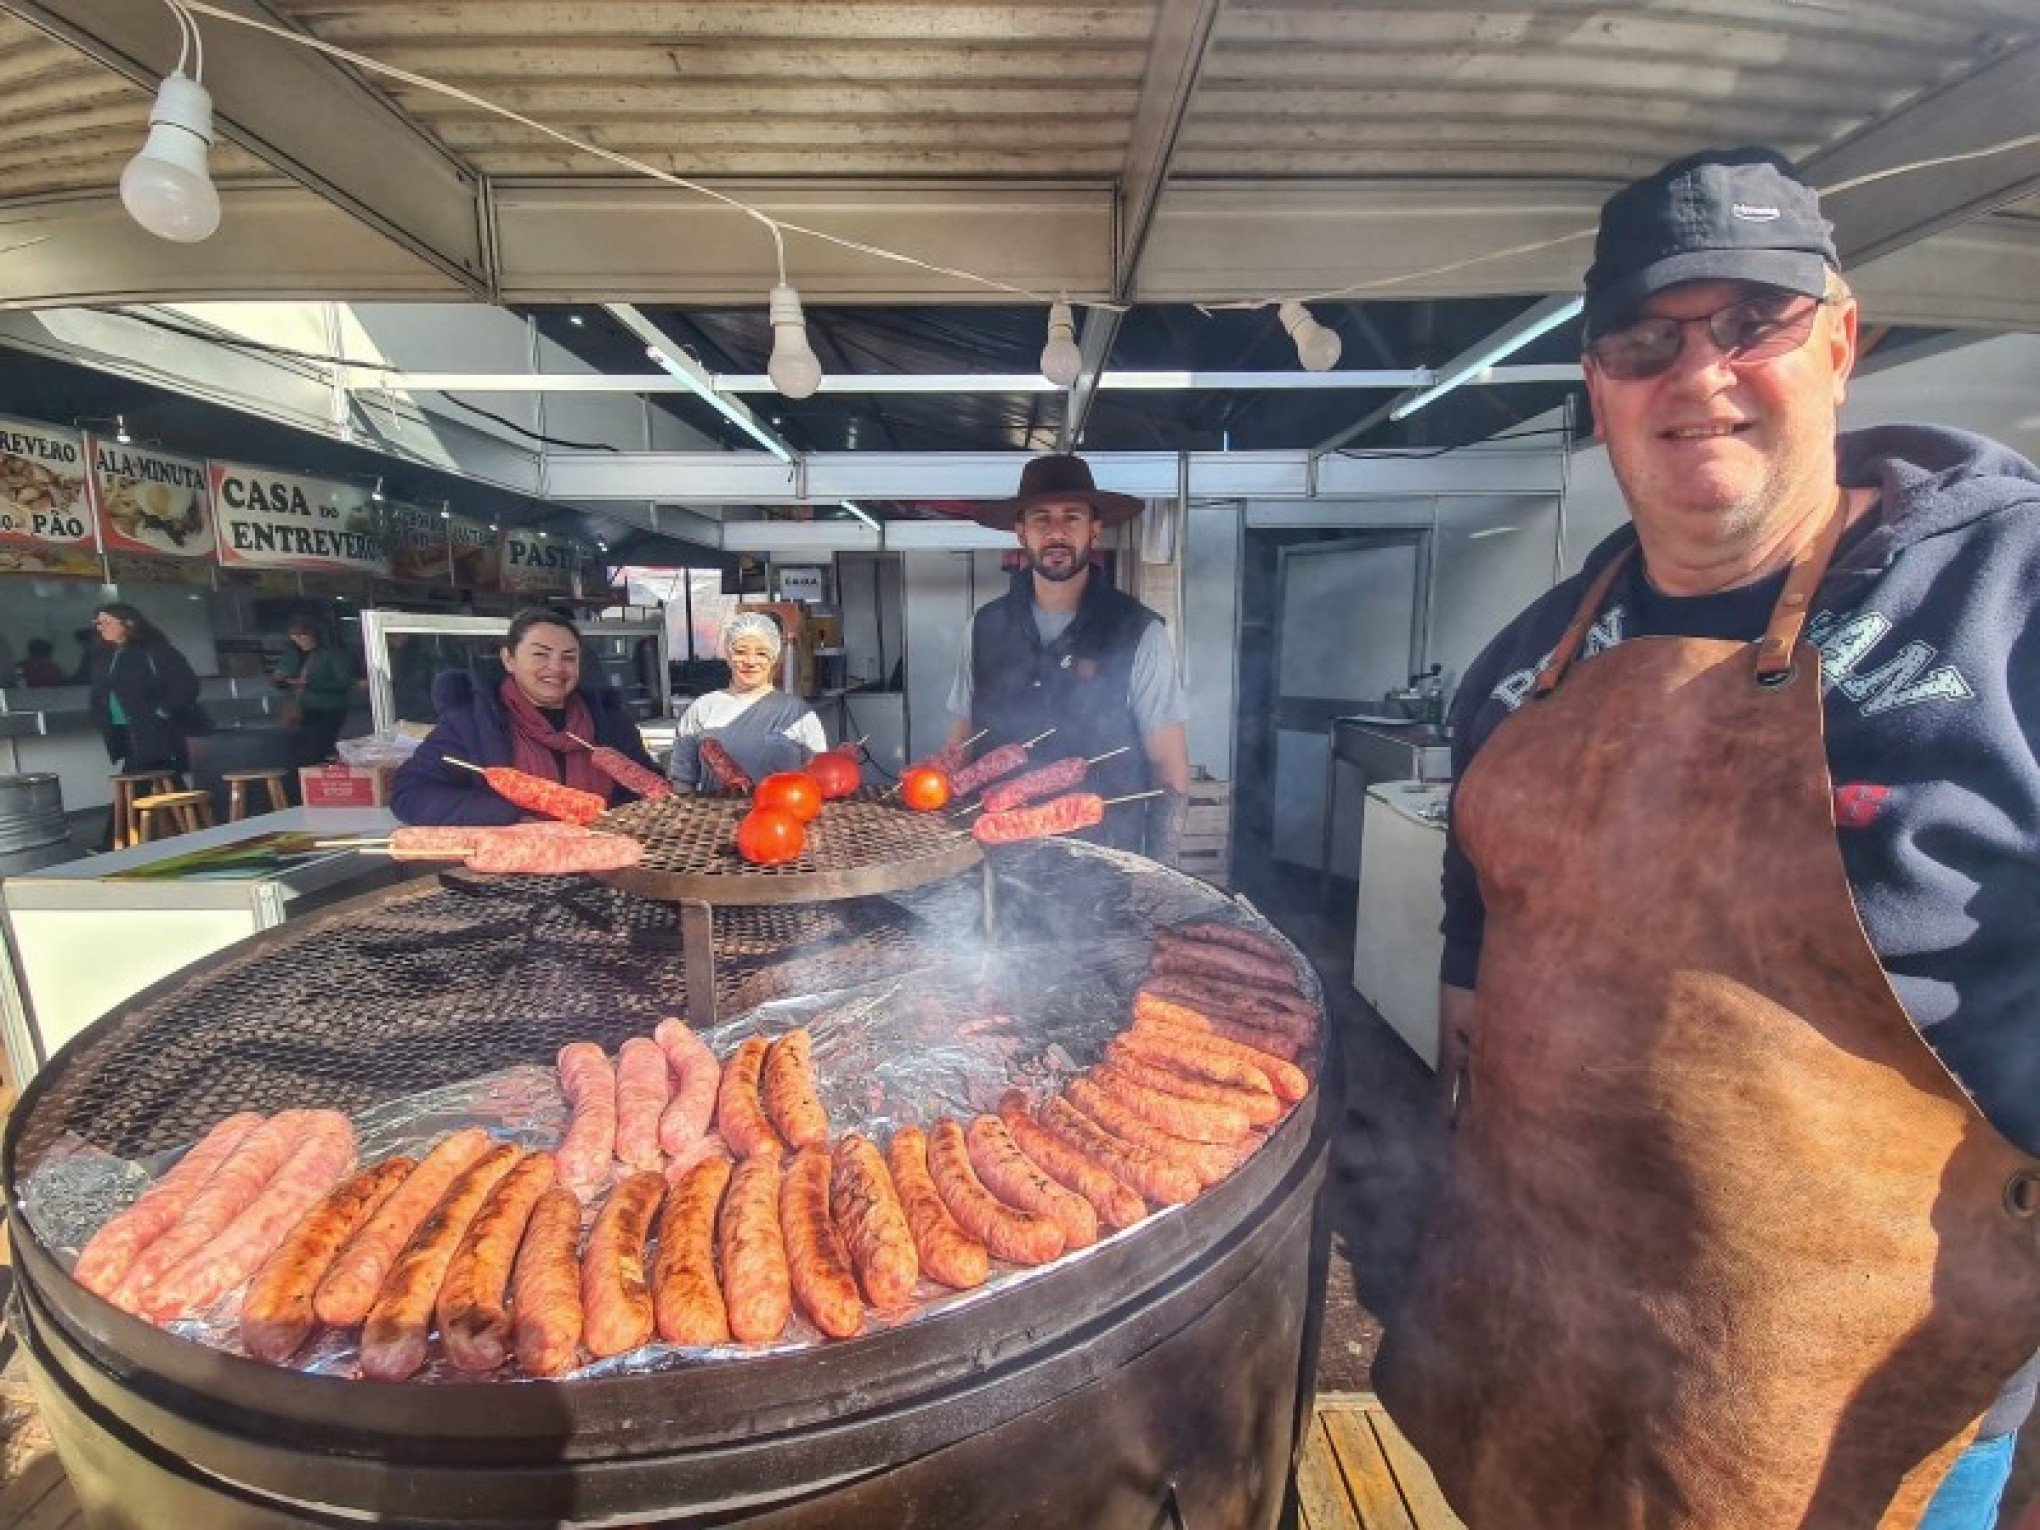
[1299,1394,1464,1530]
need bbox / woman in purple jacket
[390,609,659,826]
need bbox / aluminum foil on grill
[16,841,1321,1382]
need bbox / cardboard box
[299,764,395,809]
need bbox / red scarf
[496,679,606,796]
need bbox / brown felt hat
[974,453,1144,531]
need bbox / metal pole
[680,899,718,1029]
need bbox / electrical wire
[433,393,620,453]
[1331,423,1575,462]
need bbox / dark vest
[970,568,1159,849]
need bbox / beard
[1027,544,1087,582]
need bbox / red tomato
[805,750,862,800]
[900,767,951,812]
[754,771,823,823]
[736,806,806,865]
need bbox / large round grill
[4,841,1335,1528]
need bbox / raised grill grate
[593,791,981,904]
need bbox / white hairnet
[720,610,784,660]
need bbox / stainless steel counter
[1319,716,1452,901]
[1,806,404,1079]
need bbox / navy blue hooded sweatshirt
[1439,425,2040,1434]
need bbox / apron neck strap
[1533,543,1635,698]
[1534,488,1852,699]
[1752,488,1850,682]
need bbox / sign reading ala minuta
[209,461,388,577]
[89,436,215,559]
[0,414,98,576]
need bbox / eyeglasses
[1586,293,1830,381]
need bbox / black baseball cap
[1583,147,1837,337]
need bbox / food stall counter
[1,807,403,1081]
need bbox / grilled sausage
[1063,1078,1240,1188]
[511,1186,584,1376]
[360,1143,522,1381]
[1152,928,1299,989]
[141,1111,357,1322]
[886,1128,989,1290]
[652,1152,732,1347]
[1140,970,1316,1029]
[719,1154,792,1344]
[1039,1096,1199,1207]
[995,1093,1147,1231]
[76,1112,263,1300]
[1129,1010,1311,1102]
[761,1028,829,1150]
[1136,985,1310,1056]
[614,1037,671,1173]
[476,765,608,825]
[587,745,671,800]
[1167,919,1294,966]
[1088,1061,1253,1144]
[964,1115,1098,1249]
[829,1133,919,1309]
[1104,1039,1282,1126]
[1130,994,1306,1069]
[242,1156,414,1364]
[653,1018,720,1156]
[555,1043,619,1200]
[698,738,754,794]
[948,742,1030,797]
[715,1037,784,1160]
[781,1147,864,1339]
[972,792,1104,846]
[315,1127,493,1327]
[465,832,643,875]
[438,1152,558,1372]
[926,1118,1065,1266]
[979,756,1086,815]
[112,1110,317,1315]
[581,1170,664,1359]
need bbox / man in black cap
[1378,147,2040,1529]
[943,453,1190,857]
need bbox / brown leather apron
[1375,500,2040,1528]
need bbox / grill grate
[594,791,981,904]
[6,845,1301,1211]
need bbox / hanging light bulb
[1278,300,1342,372]
[370,475,385,502]
[114,415,131,445]
[766,283,823,400]
[1039,298,1083,388]
[120,72,221,243]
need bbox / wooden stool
[223,769,293,822]
[132,789,216,842]
[110,770,182,851]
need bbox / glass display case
[359,610,670,732]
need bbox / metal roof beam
[3,0,491,296]
[1801,38,2040,268]
[1118,0,1223,296]
[544,447,1567,505]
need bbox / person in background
[391,608,657,826]
[668,611,825,790]
[944,453,1190,857]
[68,626,98,683]
[15,638,66,688]
[271,617,356,762]
[87,603,204,847]
[1377,146,2039,1530]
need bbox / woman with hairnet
[668,611,827,790]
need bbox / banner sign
[389,502,498,588]
[89,436,215,559]
[0,415,99,577]
[498,528,581,596]
[209,462,388,576]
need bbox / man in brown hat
[943,453,1190,856]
